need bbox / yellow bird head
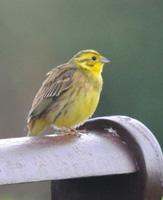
[69,49,110,74]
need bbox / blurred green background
[0,0,162,199]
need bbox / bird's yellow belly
[53,87,100,128]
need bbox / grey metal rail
[0,116,162,200]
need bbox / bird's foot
[60,127,87,137]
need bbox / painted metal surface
[0,123,137,185]
[0,115,162,200]
[71,116,163,200]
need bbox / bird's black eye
[92,56,96,61]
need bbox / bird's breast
[52,70,103,128]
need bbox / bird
[27,49,110,136]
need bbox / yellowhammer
[27,50,110,136]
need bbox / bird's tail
[27,117,48,136]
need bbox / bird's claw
[59,128,88,137]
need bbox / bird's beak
[100,56,110,63]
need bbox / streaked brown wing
[28,63,76,122]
